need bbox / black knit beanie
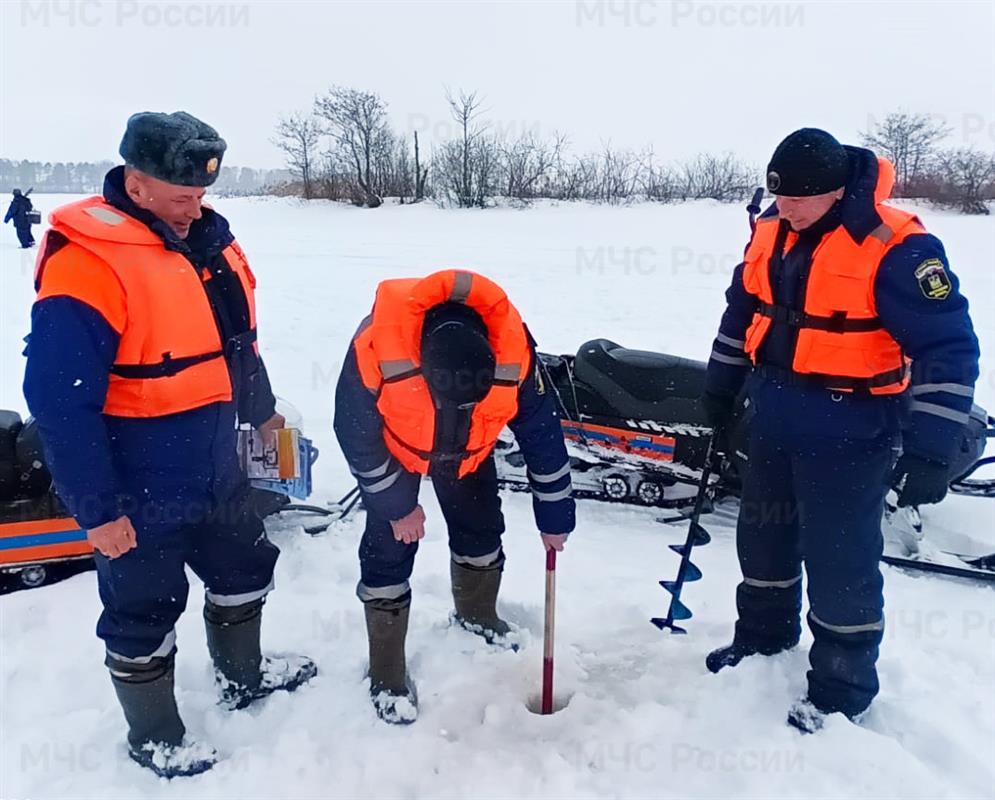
[421,303,496,405]
[766,128,849,197]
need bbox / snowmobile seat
[0,411,24,502]
[573,339,707,421]
[15,417,53,499]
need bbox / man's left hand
[891,453,949,507]
[541,533,568,552]
[256,412,286,448]
[258,412,286,433]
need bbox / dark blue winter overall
[335,323,575,603]
[24,168,280,662]
[705,148,980,717]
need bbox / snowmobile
[494,338,995,583]
[0,406,336,593]
[0,410,92,591]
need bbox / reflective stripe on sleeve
[909,401,971,425]
[528,462,572,484]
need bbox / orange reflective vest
[35,196,258,417]
[742,158,921,395]
[353,270,530,478]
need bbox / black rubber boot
[364,596,418,725]
[108,655,216,778]
[705,637,796,674]
[787,697,829,734]
[450,555,514,646]
[204,599,316,711]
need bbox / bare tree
[927,147,995,214]
[499,132,563,203]
[448,88,489,206]
[861,111,951,196]
[314,86,391,207]
[637,148,679,202]
[676,153,756,202]
[430,88,501,207]
[271,112,321,200]
[596,143,640,204]
[414,131,428,202]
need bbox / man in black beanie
[700,128,979,732]
[24,112,316,777]
[334,270,576,725]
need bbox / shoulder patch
[535,362,546,395]
[914,258,951,301]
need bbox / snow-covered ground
[1,196,993,799]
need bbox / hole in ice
[525,692,573,715]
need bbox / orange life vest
[741,158,921,395]
[35,196,258,417]
[353,270,530,478]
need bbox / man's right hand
[701,391,736,431]
[390,505,426,545]
[88,516,138,559]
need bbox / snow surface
[1,196,993,799]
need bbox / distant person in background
[4,188,36,248]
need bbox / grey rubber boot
[108,656,216,778]
[451,555,512,644]
[205,599,316,710]
[364,597,418,724]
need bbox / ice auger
[652,435,715,634]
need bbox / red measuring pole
[541,547,557,715]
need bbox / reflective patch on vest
[450,270,473,303]
[869,223,894,244]
[914,258,951,300]
[494,362,522,382]
[83,206,126,226]
[380,358,418,379]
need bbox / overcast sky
[2,0,993,170]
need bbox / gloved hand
[700,391,737,435]
[890,453,949,507]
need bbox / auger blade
[683,561,703,582]
[691,522,711,546]
[669,543,689,557]
[650,617,688,634]
[659,580,680,594]
[667,597,693,620]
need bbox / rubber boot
[450,555,515,647]
[705,637,797,673]
[364,597,418,725]
[787,697,828,734]
[108,655,216,778]
[204,599,316,711]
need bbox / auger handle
[541,548,557,715]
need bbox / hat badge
[766,170,781,192]
[206,157,219,175]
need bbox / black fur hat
[119,111,227,187]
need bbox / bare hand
[88,516,138,559]
[257,412,286,447]
[541,533,568,552]
[390,505,426,545]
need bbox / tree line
[273,91,995,214]
[272,86,757,208]
[0,160,292,197]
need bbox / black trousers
[358,457,505,599]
